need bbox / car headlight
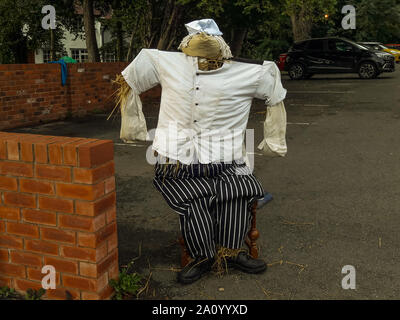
[375,52,389,58]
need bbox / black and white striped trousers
[153,160,264,259]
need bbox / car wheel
[289,63,305,80]
[358,62,378,79]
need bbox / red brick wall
[0,63,162,131]
[0,62,127,130]
[0,131,118,300]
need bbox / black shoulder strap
[230,57,264,65]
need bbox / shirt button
[194,120,198,123]
[196,73,199,76]
[196,87,199,90]
[195,103,199,106]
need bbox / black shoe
[177,257,213,284]
[226,251,267,274]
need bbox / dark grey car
[284,37,395,80]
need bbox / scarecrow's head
[178,19,233,61]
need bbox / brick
[59,213,105,232]
[104,176,115,194]
[46,288,80,300]
[33,136,67,164]
[34,143,48,163]
[0,275,11,287]
[0,248,8,262]
[22,209,57,226]
[75,192,116,216]
[20,179,54,195]
[38,196,73,213]
[73,161,115,184]
[0,221,4,233]
[0,162,33,177]
[78,140,114,168]
[10,251,42,266]
[108,261,119,281]
[0,234,23,249]
[107,233,118,253]
[48,144,63,165]
[35,164,71,182]
[79,250,118,278]
[81,284,114,300]
[6,140,19,160]
[56,182,104,201]
[0,140,6,160]
[27,267,61,285]
[20,141,34,162]
[63,139,95,167]
[48,138,84,166]
[44,256,78,274]
[78,222,116,248]
[106,206,116,224]
[3,192,36,208]
[60,246,96,262]
[15,279,42,292]
[25,239,58,255]
[0,206,20,220]
[0,176,18,191]
[0,262,26,277]
[63,272,107,292]
[7,222,39,238]
[41,227,75,244]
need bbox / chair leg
[178,237,191,268]
[245,201,259,259]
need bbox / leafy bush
[0,286,23,300]
[25,288,46,300]
[109,260,142,300]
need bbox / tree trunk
[157,0,179,50]
[116,21,123,61]
[230,28,247,57]
[50,28,56,61]
[82,0,100,62]
[290,7,312,42]
[126,29,136,61]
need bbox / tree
[284,0,337,42]
[82,0,100,62]
[0,0,65,64]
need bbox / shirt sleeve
[121,49,160,95]
[254,61,287,106]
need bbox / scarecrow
[114,19,287,284]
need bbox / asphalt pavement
[12,67,400,299]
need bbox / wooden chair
[178,192,273,267]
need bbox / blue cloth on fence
[49,59,68,86]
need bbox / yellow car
[359,42,400,63]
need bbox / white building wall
[34,21,112,63]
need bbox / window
[328,40,353,52]
[291,41,308,51]
[307,40,324,52]
[103,51,116,62]
[43,49,51,63]
[71,49,88,62]
[42,49,58,63]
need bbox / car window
[307,40,324,52]
[292,41,307,50]
[328,40,353,52]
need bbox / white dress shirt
[121,49,287,164]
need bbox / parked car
[277,53,288,71]
[358,42,400,63]
[385,44,400,50]
[284,37,395,80]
